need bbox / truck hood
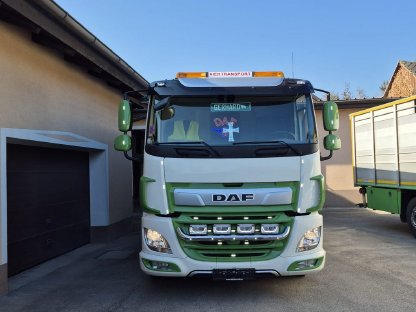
[163,157,301,183]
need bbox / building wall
[386,65,416,98]
[316,108,361,207]
[0,22,133,224]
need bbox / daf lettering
[212,193,255,202]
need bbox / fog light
[261,224,279,234]
[142,259,181,272]
[296,259,317,270]
[213,224,231,235]
[287,257,324,271]
[297,226,321,252]
[144,228,172,253]
[237,224,255,234]
[189,224,208,235]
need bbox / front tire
[406,198,416,238]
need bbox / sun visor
[178,77,284,88]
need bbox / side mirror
[324,134,341,151]
[160,107,175,120]
[118,100,132,132]
[323,101,339,131]
[114,134,132,152]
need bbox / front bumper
[140,212,325,277]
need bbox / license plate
[213,268,256,281]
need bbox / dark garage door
[7,144,90,276]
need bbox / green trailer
[350,95,416,237]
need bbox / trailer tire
[406,198,416,238]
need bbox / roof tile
[400,60,416,76]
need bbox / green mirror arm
[123,151,143,162]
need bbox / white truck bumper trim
[139,248,326,277]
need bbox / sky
[55,0,416,98]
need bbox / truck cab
[115,71,340,279]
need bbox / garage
[6,144,90,276]
[0,0,146,293]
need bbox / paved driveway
[1,207,415,312]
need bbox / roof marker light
[176,72,207,79]
[253,71,284,78]
[176,71,285,79]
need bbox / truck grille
[173,212,293,262]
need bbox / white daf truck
[115,71,340,279]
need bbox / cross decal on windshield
[222,122,239,142]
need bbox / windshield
[147,95,317,146]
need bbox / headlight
[297,226,321,252]
[144,228,172,254]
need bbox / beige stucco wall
[0,21,133,224]
[316,108,361,207]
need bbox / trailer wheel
[406,198,416,238]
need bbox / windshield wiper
[157,141,221,157]
[233,140,301,156]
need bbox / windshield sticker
[213,116,237,127]
[211,103,251,112]
[222,122,239,142]
[212,117,239,142]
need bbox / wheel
[406,198,416,238]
